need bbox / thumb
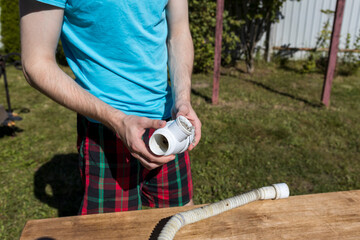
[148,119,166,129]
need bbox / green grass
[1,62,359,239]
[191,61,360,203]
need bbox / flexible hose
[157,183,289,240]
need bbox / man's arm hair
[166,0,194,104]
[166,0,201,149]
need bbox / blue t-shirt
[37,0,173,120]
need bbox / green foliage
[338,32,360,76]
[189,0,240,73]
[315,18,332,49]
[189,1,216,73]
[302,10,332,74]
[301,52,318,73]
[0,1,67,65]
[1,0,21,54]
[221,11,241,67]
[56,40,68,66]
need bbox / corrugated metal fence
[260,0,360,59]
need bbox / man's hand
[172,101,201,151]
[111,114,176,170]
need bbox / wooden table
[20,190,360,239]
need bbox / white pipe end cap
[272,183,290,199]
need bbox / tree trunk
[264,22,272,62]
[246,54,254,74]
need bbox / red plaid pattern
[77,115,193,215]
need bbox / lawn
[0,61,359,239]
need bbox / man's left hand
[172,101,201,151]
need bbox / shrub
[1,0,21,54]
[189,0,240,73]
[301,11,332,74]
[337,32,360,76]
[56,40,67,66]
[1,1,67,65]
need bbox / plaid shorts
[76,115,193,215]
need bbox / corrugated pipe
[158,183,290,240]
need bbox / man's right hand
[110,114,176,170]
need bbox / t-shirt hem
[86,113,171,124]
[36,0,65,9]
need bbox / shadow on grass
[34,153,84,217]
[277,63,305,74]
[191,88,212,103]
[0,126,23,138]
[242,78,324,108]
[0,107,30,138]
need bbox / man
[20,0,201,214]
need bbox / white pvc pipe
[158,183,290,240]
[149,116,195,156]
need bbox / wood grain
[20,190,360,239]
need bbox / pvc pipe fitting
[272,183,290,199]
[149,116,195,156]
[258,183,290,200]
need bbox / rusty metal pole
[212,0,225,105]
[321,0,346,107]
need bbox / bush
[337,33,360,76]
[56,40,67,66]
[189,0,240,73]
[1,0,21,54]
[1,1,67,65]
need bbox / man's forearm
[22,59,124,130]
[167,31,194,104]
[166,0,194,105]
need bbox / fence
[259,0,360,59]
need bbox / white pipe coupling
[149,116,195,156]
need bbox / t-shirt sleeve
[36,0,66,9]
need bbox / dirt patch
[192,82,210,89]
[216,99,257,109]
[273,104,296,111]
